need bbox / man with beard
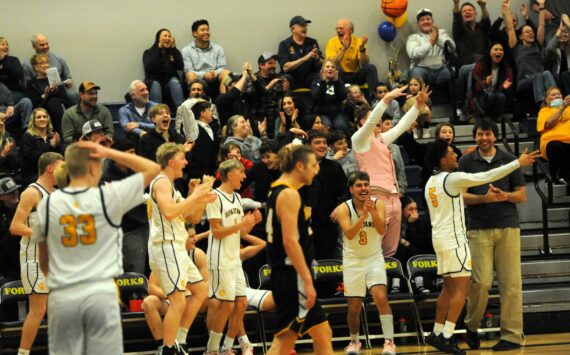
[244,52,289,138]
[62,81,113,144]
[459,119,527,352]
[119,80,157,145]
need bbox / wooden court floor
[294,332,570,355]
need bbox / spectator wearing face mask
[537,86,570,184]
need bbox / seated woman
[19,108,64,186]
[311,60,348,134]
[25,53,72,135]
[274,95,303,138]
[468,43,514,119]
[537,86,570,184]
[143,28,184,108]
[504,1,555,106]
[0,112,21,176]
[403,77,432,138]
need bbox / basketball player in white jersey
[423,140,539,355]
[205,159,261,355]
[9,152,64,355]
[148,142,217,355]
[336,171,396,355]
[31,141,160,355]
[143,231,273,353]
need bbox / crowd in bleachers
[0,0,570,353]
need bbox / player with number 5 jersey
[422,140,539,355]
[32,141,160,355]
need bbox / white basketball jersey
[33,174,145,290]
[425,171,468,252]
[148,175,188,244]
[206,189,243,270]
[20,183,49,263]
[343,198,383,259]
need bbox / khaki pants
[464,228,523,344]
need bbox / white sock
[350,332,359,342]
[238,335,250,346]
[207,331,223,352]
[433,322,444,336]
[223,336,235,349]
[17,350,30,355]
[443,321,456,339]
[380,314,394,341]
[176,327,189,344]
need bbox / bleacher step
[521,259,570,279]
[521,232,570,255]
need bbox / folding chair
[0,280,27,325]
[0,280,35,351]
[258,264,271,290]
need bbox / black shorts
[270,266,328,337]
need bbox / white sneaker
[219,346,236,355]
[382,339,397,355]
[345,340,362,355]
[240,342,254,355]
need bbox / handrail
[532,157,554,256]
[499,114,519,156]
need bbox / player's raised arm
[77,141,160,187]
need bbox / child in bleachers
[403,77,432,139]
[326,130,358,176]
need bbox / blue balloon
[378,21,396,42]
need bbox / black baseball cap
[290,15,311,28]
[0,177,21,195]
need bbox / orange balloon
[381,0,408,18]
[388,12,408,29]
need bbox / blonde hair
[149,104,170,119]
[27,108,54,137]
[64,143,98,179]
[54,162,69,188]
[218,159,244,181]
[156,142,184,168]
[31,53,49,66]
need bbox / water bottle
[398,316,408,344]
[129,292,143,312]
[485,312,494,340]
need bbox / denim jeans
[149,77,184,107]
[516,71,556,104]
